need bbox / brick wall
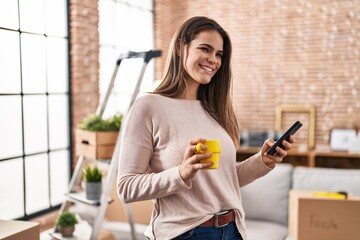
[69,0,100,166]
[154,0,360,146]
[69,1,360,155]
[153,0,183,80]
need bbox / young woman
[117,16,294,240]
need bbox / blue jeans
[173,222,243,240]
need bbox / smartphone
[266,121,303,155]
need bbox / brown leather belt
[199,210,235,228]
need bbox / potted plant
[56,211,78,237]
[83,165,103,200]
[78,113,123,132]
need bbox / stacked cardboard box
[288,190,360,240]
[76,129,119,159]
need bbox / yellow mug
[196,140,221,169]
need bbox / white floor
[40,221,148,240]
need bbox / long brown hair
[153,16,240,148]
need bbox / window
[0,0,70,219]
[98,0,155,117]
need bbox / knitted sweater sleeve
[117,96,189,203]
[235,152,273,187]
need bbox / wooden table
[0,220,39,240]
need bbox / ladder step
[65,192,113,206]
[45,220,92,240]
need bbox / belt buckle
[214,211,230,228]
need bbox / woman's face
[183,30,223,98]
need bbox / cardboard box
[76,129,119,159]
[288,190,360,240]
[0,220,39,240]
[106,181,153,225]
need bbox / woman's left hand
[261,135,295,168]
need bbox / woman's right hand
[179,138,214,185]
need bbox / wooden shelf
[65,192,113,206]
[236,146,260,154]
[237,147,310,157]
[41,221,92,240]
[237,145,360,168]
[308,144,360,167]
[314,145,360,158]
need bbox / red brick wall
[69,0,100,166]
[69,1,360,156]
[154,0,360,146]
[153,0,184,79]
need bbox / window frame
[0,0,72,220]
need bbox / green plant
[78,113,123,131]
[56,211,78,227]
[83,166,103,182]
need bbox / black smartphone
[266,121,303,155]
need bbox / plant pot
[85,182,102,200]
[59,225,75,237]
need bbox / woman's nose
[207,54,217,63]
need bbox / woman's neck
[179,80,199,100]
[178,91,197,100]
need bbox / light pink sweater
[117,94,272,240]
